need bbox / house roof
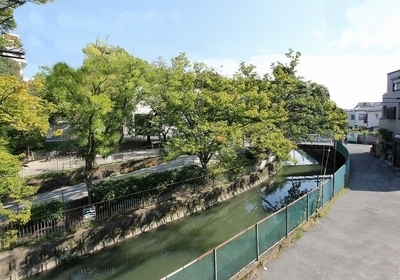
[387,69,400,75]
[365,105,382,112]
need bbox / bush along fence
[161,141,350,280]
[1,158,265,248]
[0,175,209,246]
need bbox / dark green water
[33,151,328,280]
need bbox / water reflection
[262,179,314,211]
[34,187,270,280]
[33,149,331,280]
[285,150,319,166]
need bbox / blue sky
[15,0,400,109]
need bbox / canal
[33,150,333,280]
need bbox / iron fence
[20,149,160,177]
[0,175,210,243]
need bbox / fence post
[64,208,69,231]
[332,173,335,198]
[255,224,260,261]
[285,206,289,237]
[214,249,218,280]
[321,182,324,208]
[306,192,309,220]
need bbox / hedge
[91,165,206,202]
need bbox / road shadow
[347,148,400,192]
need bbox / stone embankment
[0,160,277,280]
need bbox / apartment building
[379,69,400,135]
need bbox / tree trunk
[84,155,96,204]
[86,176,94,204]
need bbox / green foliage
[0,57,21,78]
[154,53,293,170]
[134,113,160,138]
[30,199,66,222]
[377,128,392,142]
[266,50,347,142]
[44,39,150,202]
[91,165,206,202]
[0,229,18,250]
[0,147,38,224]
[0,0,54,34]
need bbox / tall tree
[0,75,51,247]
[143,57,176,142]
[162,54,292,170]
[267,50,347,142]
[45,40,147,203]
[0,0,54,248]
[1,76,54,157]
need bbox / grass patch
[291,226,305,242]
[316,187,348,218]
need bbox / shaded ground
[258,143,400,279]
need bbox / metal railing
[20,149,160,177]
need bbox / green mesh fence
[334,166,346,193]
[164,143,351,280]
[216,227,257,279]
[322,180,333,205]
[167,252,214,280]
[258,209,287,255]
[287,196,307,233]
[308,188,319,215]
[336,142,349,161]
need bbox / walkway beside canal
[260,144,400,279]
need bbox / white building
[379,69,400,136]
[345,102,382,130]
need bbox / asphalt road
[4,154,198,211]
[259,143,400,279]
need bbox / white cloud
[313,24,327,40]
[333,0,400,50]
[202,51,400,109]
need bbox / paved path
[5,155,199,211]
[21,149,160,177]
[260,144,400,279]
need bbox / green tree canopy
[267,50,347,142]
[44,40,149,203]
[159,54,293,170]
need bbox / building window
[358,114,367,120]
[386,107,397,119]
[393,82,400,91]
[350,114,355,120]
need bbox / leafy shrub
[91,165,206,202]
[30,199,66,222]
